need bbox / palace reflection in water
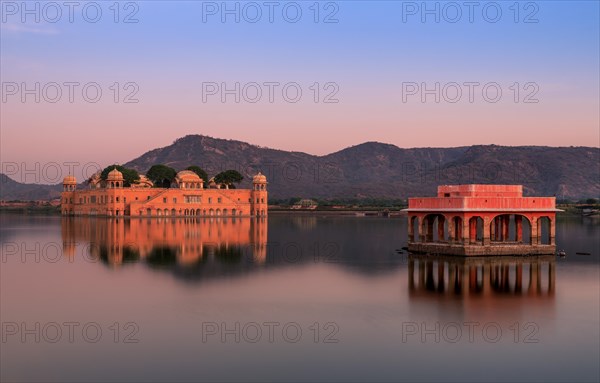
[407,254,556,321]
[408,254,555,297]
[61,216,268,268]
[3,214,598,382]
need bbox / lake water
[1,213,599,382]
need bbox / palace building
[61,169,268,217]
[404,184,560,256]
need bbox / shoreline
[0,205,595,217]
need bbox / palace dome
[175,170,202,182]
[63,175,77,184]
[252,172,267,183]
[107,168,124,181]
[133,175,154,188]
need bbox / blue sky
[1,0,599,172]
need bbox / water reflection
[60,215,409,278]
[61,216,268,270]
[408,254,555,298]
[3,214,598,382]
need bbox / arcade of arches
[408,213,555,246]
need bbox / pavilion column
[550,217,556,245]
[469,218,477,244]
[462,219,469,244]
[408,216,415,242]
[531,218,539,245]
[515,215,523,242]
[502,216,509,242]
[483,217,490,245]
[437,217,445,242]
[447,219,454,244]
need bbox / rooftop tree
[214,170,244,189]
[185,166,209,184]
[146,164,177,188]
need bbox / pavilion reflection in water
[408,254,555,298]
[61,216,267,267]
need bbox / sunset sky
[1,1,599,180]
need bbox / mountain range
[1,135,598,201]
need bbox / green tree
[100,165,140,187]
[185,166,209,183]
[146,164,177,188]
[214,170,244,188]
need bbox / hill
[2,135,598,201]
[124,135,599,200]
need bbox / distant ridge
[2,135,599,200]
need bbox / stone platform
[408,242,556,256]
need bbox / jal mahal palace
[61,169,268,217]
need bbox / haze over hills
[2,135,599,201]
[0,173,63,201]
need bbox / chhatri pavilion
[404,184,561,256]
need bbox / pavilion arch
[421,213,449,243]
[196,208,201,215]
[537,216,552,245]
[489,214,532,244]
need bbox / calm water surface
[1,213,599,382]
